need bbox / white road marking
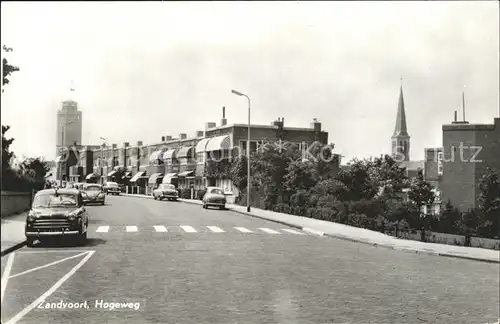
[234,227,253,233]
[207,226,225,233]
[302,227,325,236]
[1,252,15,304]
[5,251,95,324]
[281,229,305,235]
[126,226,138,232]
[96,226,109,233]
[180,226,197,233]
[8,252,89,279]
[259,228,281,234]
[153,226,168,232]
[17,250,92,254]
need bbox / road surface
[2,195,499,324]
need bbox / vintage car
[25,188,89,247]
[153,184,178,201]
[81,183,106,205]
[202,187,226,209]
[104,181,121,195]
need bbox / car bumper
[205,201,226,206]
[107,190,120,194]
[83,196,105,203]
[159,194,178,199]
[26,230,80,237]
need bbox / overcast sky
[1,1,498,163]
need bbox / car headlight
[28,211,41,221]
[67,211,80,221]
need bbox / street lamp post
[231,89,251,212]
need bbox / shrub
[197,189,206,200]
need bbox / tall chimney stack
[221,106,227,126]
[454,110,457,123]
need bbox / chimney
[205,122,216,131]
[161,136,166,142]
[221,106,227,126]
[112,144,117,149]
[196,130,204,138]
[137,140,143,146]
[123,142,129,147]
[311,118,321,132]
[166,135,172,141]
[179,133,187,140]
[454,111,457,123]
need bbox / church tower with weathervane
[391,80,410,162]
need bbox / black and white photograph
[1,1,499,324]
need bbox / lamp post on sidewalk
[231,89,251,212]
[58,121,75,187]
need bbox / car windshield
[32,194,77,208]
[107,182,119,187]
[210,188,224,195]
[160,184,175,190]
[85,186,101,191]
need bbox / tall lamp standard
[231,89,251,212]
[58,121,75,187]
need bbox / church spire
[393,79,409,137]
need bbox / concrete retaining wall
[1,191,32,217]
[399,230,500,250]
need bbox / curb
[1,241,27,257]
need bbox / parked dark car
[82,184,106,205]
[25,188,89,247]
[104,181,121,195]
[153,184,178,201]
[202,187,226,209]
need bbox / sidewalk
[1,212,27,256]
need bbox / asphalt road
[1,195,499,324]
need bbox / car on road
[153,183,179,201]
[104,181,121,195]
[25,188,89,247]
[202,187,226,209]
[82,183,106,205]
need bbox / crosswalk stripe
[259,228,280,234]
[153,226,168,232]
[281,229,305,235]
[126,226,138,232]
[96,226,109,233]
[180,225,197,233]
[234,227,253,233]
[207,226,225,233]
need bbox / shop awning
[176,146,194,158]
[148,173,163,184]
[178,170,194,177]
[205,135,231,152]
[195,138,211,153]
[86,173,99,180]
[149,150,163,162]
[162,173,178,184]
[108,170,117,177]
[163,149,176,160]
[130,171,146,182]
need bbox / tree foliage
[408,171,435,212]
[2,125,15,172]
[2,45,20,92]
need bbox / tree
[477,167,500,238]
[437,200,461,234]
[2,45,20,92]
[1,125,15,173]
[335,159,378,201]
[368,155,409,199]
[408,172,436,216]
[18,157,51,181]
[229,155,247,191]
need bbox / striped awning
[163,149,177,160]
[148,173,163,184]
[107,170,117,177]
[205,135,231,152]
[177,146,194,158]
[130,171,146,182]
[86,173,99,180]
[177,170,194,177]
[122,172,132,179]
[162,173,178,184]
[149,150,163,162]
[195,138,211,153]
